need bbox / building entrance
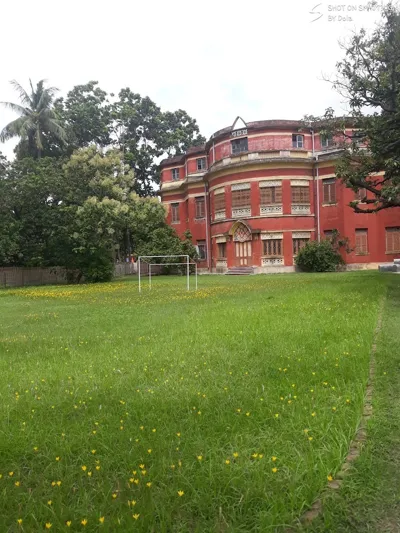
[235,241,252,266]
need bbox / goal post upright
[187,254,189,292]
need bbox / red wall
[160,127,400,269]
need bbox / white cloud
[0,0,388,158]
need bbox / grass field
[0,272,389,532]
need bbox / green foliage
[112,89,205,196]
[55,81,111,150]
[0,80,67,159]
[295,235,346,272]
[136,226,198,273]
[1,80,205,196]
[0,146,168,281]
[308,2,400,212]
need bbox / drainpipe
[316,154,321,242]
[311,128,321,242]
[204,181,211,272]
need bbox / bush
[79,252,114,283]
[295,239,345,272]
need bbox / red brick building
[160,118,400,273]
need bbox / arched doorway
[230,221,252,266]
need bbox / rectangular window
[214,192,225,213]
[386,227,400,253]
[291,186,310,204]
[197,241,207,260]
[292,134,304,148]
[171,203,180,223]
[260,186,282,204]
[195,197,205,219]
[196,157,206,171]
[231,137,248,155]
[324,230,334,239]
[355,188,367,201]
[171,168,180,180]
[218,242,226,258]
[263,239,283,257]
[355,229,368,255]
[323,178,336,204]
[293,238,310,255]
[232,188,251,209]
[321,134,334,148]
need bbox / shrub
[79,252,114,283]
[295,239,345,272]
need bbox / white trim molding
[261,232,284,240]
[291,179,309,186]
[259,180,282,188]
[292,231,311,238]
[231,182,251,191]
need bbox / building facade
[160,118,400,273]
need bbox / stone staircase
[225,266,255,275]
[379,258,400,273]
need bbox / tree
[112,89,205,196]
[322,2,400,213]
[0,80,67,159]
[54,81,112,150]
[0,152,20,264]
[136,227,198,274]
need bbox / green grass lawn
[0,272,389,532]
[308,274,400,533]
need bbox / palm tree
[0,79,67,158]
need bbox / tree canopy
[314,2,400,213]
[0,80,67,159]
[0,147,196,281]
[1,79,205,196]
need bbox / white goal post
[137,255,198,293]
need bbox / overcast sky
[0,0,388,158]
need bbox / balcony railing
[260,204,283,215]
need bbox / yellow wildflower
[81,519,88,526]
[132,514,140,520]
[177,490,184,497]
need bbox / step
[225,267,255,275]
[379,264,400,273]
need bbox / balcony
[211,149,312,173]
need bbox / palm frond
[0,101,30,116]
[10,80,33,107]
[0,116,29,142]
[37,87,59,112]
[44,118,68,143]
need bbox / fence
[0,263,138,288]
[0,267,69,288]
